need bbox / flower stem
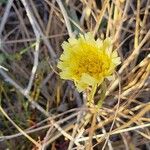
[87,84,97,106]
[97,81,107,108]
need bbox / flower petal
[80,73,98,86]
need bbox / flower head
[57,33,121,92]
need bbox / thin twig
[68,111,83,150]
[56,0,74,37]
[0,0,14,36]
[102,72,121,150]
[21,0,56,58]
[0,102,41,148]
[76,122,150,142]
[0,68,49,116]
[107,29,150,95]
[0,69,82,146]
[24,36,40,95]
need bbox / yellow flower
[57,33,121,92]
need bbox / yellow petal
[75,82,88,92]
[59,71,72,79]
[80,73,98,86]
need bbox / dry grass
[0,0,150,149]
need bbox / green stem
[87,84,97,105]
[97,81,107,108]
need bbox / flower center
[76,52,107,79]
